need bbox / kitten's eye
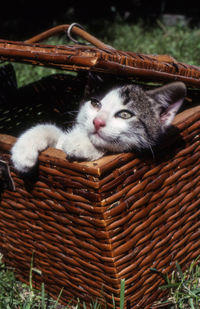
[115,110,134,119]
[90,98,102,109]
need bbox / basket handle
[25,23,115,51]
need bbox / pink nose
[93,118,106,131]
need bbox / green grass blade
[83,301,87,309]
[188,298,195,309]
[150,267,170,283]
[76,298,81,309]
[120,279,125,309]
[41,283,46,309]
[176,261,184,279]
[29,252,35,294]
[112,293,116,309]
[159,283,180,290]
[53,287,64,308]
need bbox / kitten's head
[78,76,186,154]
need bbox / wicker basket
[0,25,199,308]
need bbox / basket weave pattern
[0,107,199,308]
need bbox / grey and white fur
[11,77,186,173]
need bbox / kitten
[11,77,186,173]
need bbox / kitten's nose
[93,118,106,131]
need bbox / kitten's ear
[147,82,187,127]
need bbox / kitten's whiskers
[147,142,155,160]
[63,111,78,116]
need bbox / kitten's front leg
[11,124,62,173]
[56,126,104,161]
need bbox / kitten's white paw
[11,124,62,173]
[66,145,104,161]
[11,147,38,173]
[57,130,104,161]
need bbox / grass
[0,253,125,308]
[0,254,64,308]
[151,257,200,308]
[161,258,200,308]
